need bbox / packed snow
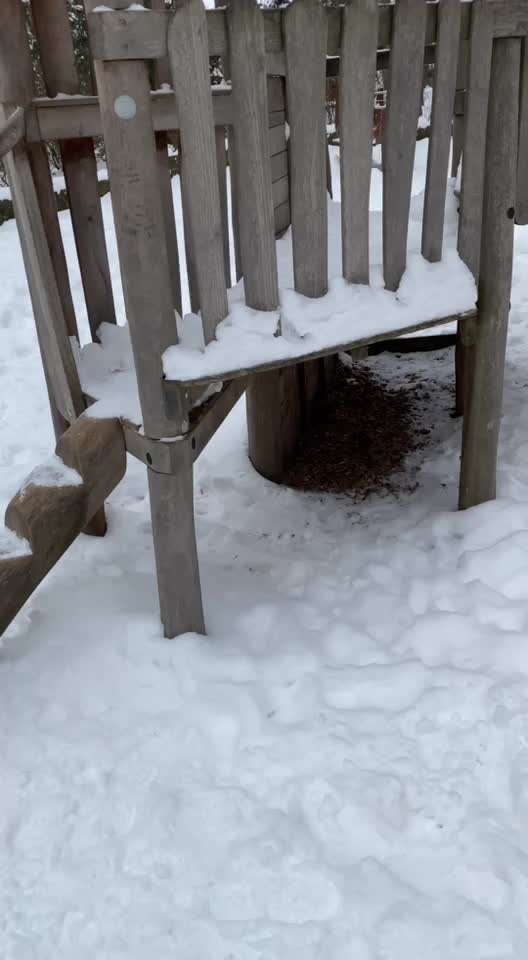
[4,141,528,958]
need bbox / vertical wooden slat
[383,0,427,292]
[421,0,461,263]
[168,0,228,343]
[150,0,183,316]
[284,0,328,299]
[227,0,278,310]
[459,38,520,509]
[451,3,470,178]
[215,125,231,288]
[227,129,243,283]
[31,0,116,342]
[457,0,493,279]
[516,41,528,225]
[340,0,379,285]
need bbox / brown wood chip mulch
[284,360,433,499]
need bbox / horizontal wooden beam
[25,88,233,143]
[492,0,528,37]
[164,309,478,389]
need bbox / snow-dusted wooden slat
[457,0,494,279]
[340,0,379,285]
[284,0,328,299]
[516,42,528,225]
[459,38,520,508]
[32,0,116,342]
[422,0,462,262]
[168,0,228,343]
[383,0,428,292]
[227,0,278,311]
[0,417,126,637]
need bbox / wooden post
[89,5,205,636]
[451,4,470,179]
[459,38,520,510]
[284,0,328,428]
[516,40,528,225]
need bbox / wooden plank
[274,199,291,236]
[517,40,528,224]
[168,0,228,343]
[458,0,494,279]
[451,3,471,177]
[156,133,183,315]
[492,1,528,38]
[1,417,126,636]
[227,128,243,282]
[3,128,85,425]
[215,125,231,288]
[422,0,462,262]
[459,38,520,509]
[227,0,278,311]
[383,0,428,292]
[268,122,286,158]
[28,89,234,143]
[0,106,25,160]
[340,0,379,285]
[272,175,289,209]
[92,57,182,437]
[285,0,328,298]
[88,9,168,61]
[164,308,477,388]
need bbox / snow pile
[3,140,528,957]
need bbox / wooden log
[457,0,494,279]
[340,0,379,285]
[168,0,228,343]
[459,38,520,509]
[0,417,126,635]
[383,0,427,291]
[422,0,461,262]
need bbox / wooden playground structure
[0,0,525,638]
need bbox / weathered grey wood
[246,366,303,482]
[459,38,520,509]
[28,88,234,143]
[148,449,205,638]
[0,106,25,160]
[284,0,328,299]
[340,0,379,285]
[451,4,471,178]
[274,199,291,237]
[2,118,84,426]
[422,0,461,262]
[227,0,279,310]
[458,0,494,279]
[227,129,243,283]
[215,126,231,288]
[92,56,182,437]
[383,0,428,291]
[168,0,228,343]
[88,9,168,61]
[191,378,247,460]
[492,1,528,38]
[0,417,126,636]
[516,40,528,224]
[32,0,117,342]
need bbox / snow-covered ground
[3,142,528,958]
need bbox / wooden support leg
[247,367,302,483]
[454,313,476,417]
[459,38,520,509]
[147,446,205,638]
